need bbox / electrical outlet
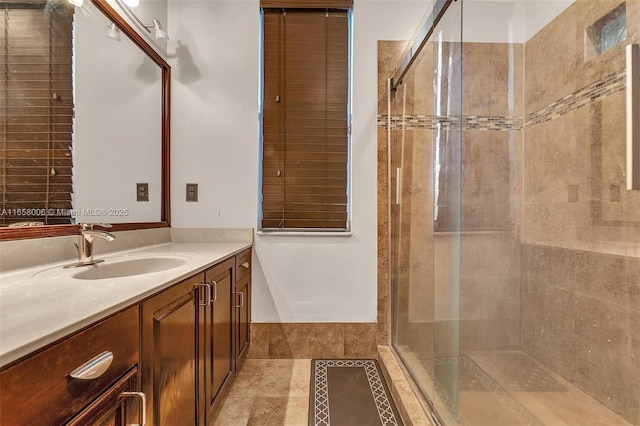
[137,183,149,202]
[186,183,198,202]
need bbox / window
[1,3,74,226]
[260,1,351,231]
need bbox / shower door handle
[627,44,639,190]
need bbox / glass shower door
[389,0,463,423]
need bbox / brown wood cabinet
[0,306,140,425]
[201,258,235,422]
[141,249,251,425]
[141,273,202,425]
[234,248,252,366]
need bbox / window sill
[256,230,353,237]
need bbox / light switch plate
[137,183,149,202]
[186,183,198,202]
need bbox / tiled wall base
[522,244,640,424]
[377,345,434,426]
[248,323,377,359]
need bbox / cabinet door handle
[69,351,113,380]
[195,283,212,307]
[240,262,249,269]
[235,291,244,308]
[208,280,218,303]
[121,391,147,426]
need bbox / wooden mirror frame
[0,0,171,241]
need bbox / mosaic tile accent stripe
[378,115,523,131]
[525,71,625,129]
[311,359,402,426]
[378,71,625,132]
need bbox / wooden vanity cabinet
[140,253,249,425]
[0,247,252,426]
[0,306,140,426]
[234,248,252,365]
[141,273,202,426]
[201,258,235,423]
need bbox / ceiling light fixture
[106,23,121,41]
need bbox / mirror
[0,0,170,239]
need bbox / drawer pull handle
[69,351,113,380]
[209,280,218,303]
[195,283,212,307]
[235,291,244,308]
[240,262,249,269]
[121,391,147,426]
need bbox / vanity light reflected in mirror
[113,0,169,41]
[106,23,121,41]
[146,18,169,41]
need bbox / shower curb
[377,345,435,426]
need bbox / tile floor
[212,359,311,425]
[399,348,633,426]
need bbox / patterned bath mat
[309,359,403,426]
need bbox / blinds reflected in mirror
[1,2,74,225]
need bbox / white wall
[168,0,426,322]
[74,2,162,223]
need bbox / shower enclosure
[383,0,640,425]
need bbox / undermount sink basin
[33,253,195,281]
[72,257,187,280]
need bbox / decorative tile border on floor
[420,356,544,426]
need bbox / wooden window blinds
[261,8,349,231]
[1,2,74,226]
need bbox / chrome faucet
[64,223,115,268]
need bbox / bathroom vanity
[0,241,252,425]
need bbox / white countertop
[0,241,251,368]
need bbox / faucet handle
[79,223,112,231]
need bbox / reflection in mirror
[75,0,161,224]
[0,0,166,230]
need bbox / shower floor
[398,348,632,426]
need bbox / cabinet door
[235,275,251,361]
[142,274,203,426]
[67,368,139,426]
[202,258,235,421]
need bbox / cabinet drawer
[235,248,251,282]
[0,305,139,426]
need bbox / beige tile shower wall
[523,0,640,247]
[522,244,640,423]
[378,41,409,345]
[522,1,640,423]
[461,43,523,232]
